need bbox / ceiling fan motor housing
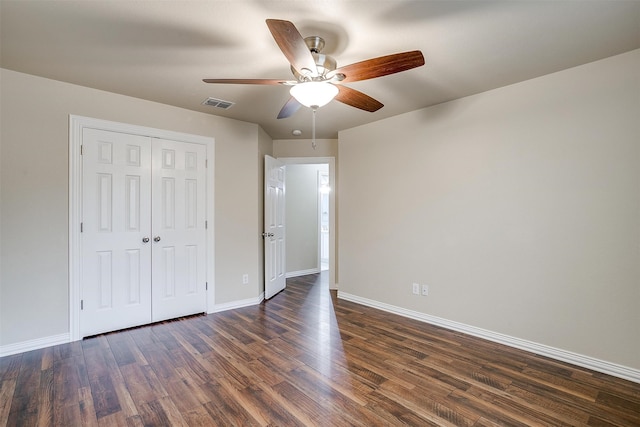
[291,36,337,80]
[305,36,325,53]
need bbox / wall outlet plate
[412,283,420,295]
[421,284,429,296]
[242,274,249,284]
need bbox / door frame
[279,157,336,289]
[318,169,330,272]
[68,115,215,341]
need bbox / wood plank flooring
[2,272,639,426]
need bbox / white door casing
[318,170,330,270]
[81,128,153,336]
[151,138,207,322]
[264,155,286,299]
[70,116,215,341]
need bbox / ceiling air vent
[202,97,235,110]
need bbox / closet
[80,127,207,337]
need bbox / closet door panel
[81,128,152,337]
[151,139,207,321]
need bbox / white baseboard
[0,333,70,357]
[1,295,266,357]
[209,293,264,314]
[8,293,636,385]
[285,268,320,278]
[337,291,640,384]
[2,293,266,357]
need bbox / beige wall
[0,69,266,346]
[338,50,640,369]
[273,138,337,159]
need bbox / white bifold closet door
[150,138,207,322]
[81,128,206,337]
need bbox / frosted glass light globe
[290,82,339,108]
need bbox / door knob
[142,237,150,243]
[153,236,161,242]
[262,232,274,238]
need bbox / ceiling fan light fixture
[290,81,339,108]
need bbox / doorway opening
[279,157,335,289]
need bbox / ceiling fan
[203,19,425,119]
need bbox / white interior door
[81,128,153,336]
[151,138,207,321]
[264,155,286,299]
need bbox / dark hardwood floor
[2,273,639,426]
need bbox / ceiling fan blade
[331,50,425,83]
[335,85,384,112]
[277,97,303,119]
[202,78,292,85]
[266,19,318,77]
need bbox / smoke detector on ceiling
[202,97,235,110]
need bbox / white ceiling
[2,1,639,139]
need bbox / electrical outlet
[242,274,249,284]
[421,284,429,296]
[412,283,420,295]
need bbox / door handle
[153,236,161,242]
[262,232,274,238]
[142,237,150,243]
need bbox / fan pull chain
[311,106,317,150]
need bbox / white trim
[286,268,320,278]
[317,169,330,273]
[69,116,83,341]
[210,294,264,313]
[0,333,70,357]
[69,115,215,341]
[337,291,640,384]
[317,170,322,272]
[206,135,216,315]
[278,157,336,289]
